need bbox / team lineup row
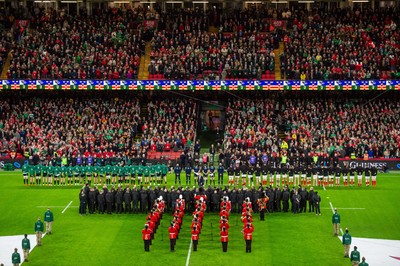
[22,164,378,187]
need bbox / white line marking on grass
[185,240,193,266]
[36,205,78,208]
[329,202,335,213]
[61,201,73,214]
[340,228,344,235]
[321,207,366,210]
[323,185,326,191]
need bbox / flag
[255,84,263,90]
[137,85,146,90]
[386,82,395,90]
[352,83,360,90]
[153,85,162,90]
[79,85,87,90]
[205,85,212,90]
[283,83,291,90]
[300,83,308,90]
[171,85,179,90]
[187,85,196,91]
[334,84,342,91]
[53,85,62,90]
[87,85,96,90]
[104,85,112,90]
[120,85,130,90]
[37,85,45,90]
[246,84,254,90]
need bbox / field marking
[62,201,73,214]
[329,202,335,213]
[322,207,366,210]
[36,205,78,208]
[323,185,326,191]
[185,240,193,266]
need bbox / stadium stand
[5,7,145,79]
[280,8,400,80]
[223,93,400,159]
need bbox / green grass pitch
[0,171,399,266]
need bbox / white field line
[185,240,193,266]
[36,206,78,208]
[321,207,366,210]
[61,201,73,214]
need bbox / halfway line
[62,201,73,214]
[185,240,193,266]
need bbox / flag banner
[0,80,399,91]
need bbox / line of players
[224,164,378,187]
[22,162,378,189]
[22,164,169,186]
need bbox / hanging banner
[1,80,400,91]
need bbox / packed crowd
[281,7,400,80]
[0,92,197,160]
[1,6,399,80]
[144,98,197,152]
[6,7,146,79]
[223,93,400,159]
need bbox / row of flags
[1,80,399,91]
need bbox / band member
[242,223,254,253]
[220,226,228,252]
[257,193,269,221]
[142,224,152,252]
[192,225,200,251]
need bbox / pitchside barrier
[339,158,400,171]
[1,80,400,91]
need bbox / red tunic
[192,229,200,240]
[142,229,152,240]
[220,231,229,242]
[243,227,254,240]
[168,226,178,239]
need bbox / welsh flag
[255,84,263,90]
[386,83,395,90]
[300,83,308,90]
[221,85,229,90]
[283,83,291,90]
[204,85,213,90]
[238,84,246,90]
[153,85,162,90]
[170,85,179,90]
